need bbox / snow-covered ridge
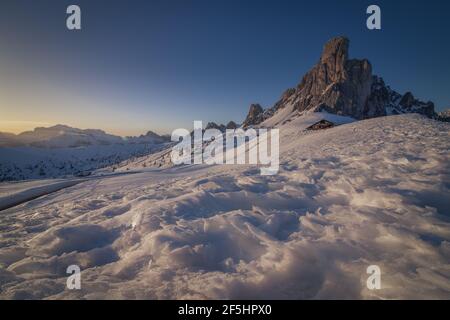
[0,143,170,181]
[0,125,171,181]
[0,114,448,299]
[0,125,122,148]
[0,35,448,300]
[0,124,168,148]
[113,112,356,173]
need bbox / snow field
[0,114,449,299]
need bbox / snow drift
[0,114,449,299]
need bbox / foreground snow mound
[0,114,449,299]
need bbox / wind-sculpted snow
[0,114,449,299]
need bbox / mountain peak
[244,36,437,127]
[320,36,349,65]
[242,103,264,128]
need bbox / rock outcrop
[205,122,226,131]
[126,130,170,144]
[226,121,238,129]
[242,103,265,127]
[242,36,437,127]
[204,121,240,132]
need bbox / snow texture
[0,114,449,299]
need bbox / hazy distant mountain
[0,132,22,147]
[243,36,437,127]
[5,112,448,299]
[204,121,239,132]
[0,125,171,180]
[0,125,168,148]
[125,130,170,144]
[14,125,124,148]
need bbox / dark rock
[294,36,376,118]
[399,92,416,108]
[205,122,226,132]
[225,121,238,129]
[255,36,437,123]
[242,103,265,127]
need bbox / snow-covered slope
[113,112,356,172]
[0,125,171,181]
[0,143,168,181]
[0,114,449,299]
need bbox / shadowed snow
[0,114,449,299]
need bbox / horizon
[1,0,450,136]
[0,121,172,137]
[1,1,450,302]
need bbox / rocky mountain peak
[202,121,240,132]
[243,36,437,127]
[319,36,349,83]
[226,121,238,129]
[295,36,374,118]
[205,122,225,131]
[399,92,416,108]
[242,103,264,127]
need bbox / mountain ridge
[243,36,438,127]
[0,124,169,148]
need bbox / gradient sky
[1,0,449,136]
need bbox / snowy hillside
[0,143,169,181]
[0,125,171,181]
[114,112,356,172]
[0,114,449,299]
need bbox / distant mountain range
[0,125,169,148]
[1,36,448,182]
[0,124,172,181]
[2,37,445,149]
[242,36,441,128]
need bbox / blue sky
[0,0,449,135]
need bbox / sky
[0,0,449,136]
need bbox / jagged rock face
[363,76,393,118]
[397,92,435,118]
[242,103,264,127]
[205,121,241,132]
[226,121,238,129]
[246,36,437,125]
[294,36,376,118]
[205,122,226,132]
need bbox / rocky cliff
[243,36,436,127]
